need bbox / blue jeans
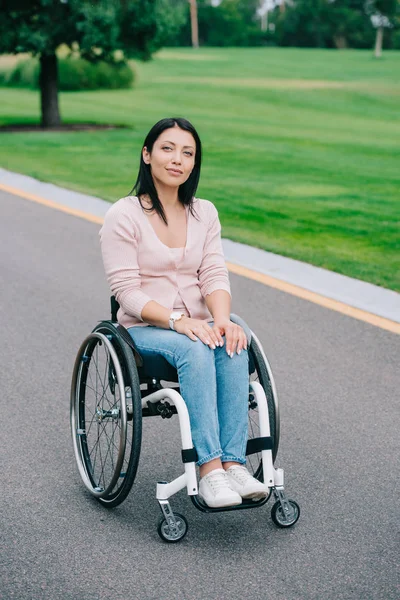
[128,326,249,466]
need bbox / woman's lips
[167,168,183,176]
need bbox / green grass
[0,47,399,291]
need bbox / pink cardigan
[99,196,231,328]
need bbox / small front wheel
[271,499,300,528]
[157,513,188,543]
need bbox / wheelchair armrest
[111,295,120,322]
[230,313,252,345]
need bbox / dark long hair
[131,117,202,224]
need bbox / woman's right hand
[173,317,221,349]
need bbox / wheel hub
[95,406,120,422]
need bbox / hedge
[0,57,134,90]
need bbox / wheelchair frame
[70,299,299,542]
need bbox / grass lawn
[0,47,399,291]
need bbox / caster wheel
[157,513,188,543]
[271,499,300,528]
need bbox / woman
[100,117,268,508]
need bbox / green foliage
[153,0,188,48]
[165,0,400,49]
[0,0,184,61]
[373,0,398,16]
[58,58,134,90]
[168,0,270,47]
[4,57,40,88]
[0,56,134,90]
[274,0,333,48]
[273,0,400,49]
[0,1,184,124]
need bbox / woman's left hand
[212,318,248,357]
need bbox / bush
[6,58,40,87]
[1,57,134,90]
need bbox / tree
[365,0,399,57]
[275,0,333,47]
[326,0,374,49]
[189,0,199,47]
[200,0,262,46]
[0,0,178,128]
[274,0,394,49]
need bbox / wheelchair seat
[138,353,179,383]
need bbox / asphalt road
[1,189,399,600]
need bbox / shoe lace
[207,471,229,493]
[230,466,252,485]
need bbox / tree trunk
[261,10,268,32]
[39,53,61,128]
[333,35,348,49]
[374,26,384,58]
[189,0,199,48]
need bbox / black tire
[271,499,300,528]
[70,321,142,508]
[247,333,280,480]
[157,513,188,543]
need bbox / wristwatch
[169,311,185,331]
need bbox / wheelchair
[70,297,300,542]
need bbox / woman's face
[143,126,196,190]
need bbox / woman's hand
[212,318,248,357]
[173,317,221,349]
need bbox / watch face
[171,312,183,321]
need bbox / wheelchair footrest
[191,493,270,513]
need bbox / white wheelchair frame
[144,330,298,541]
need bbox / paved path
[1,189,399,600]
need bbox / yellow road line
[0,182,104,225]
[2,181,399,335]
[227,262,400,335]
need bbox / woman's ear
[142,146,150,164]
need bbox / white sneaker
[225,465,269,500]
[199,469,242,508]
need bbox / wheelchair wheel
[157,513,188,543]
[70,321,142,508]
[271,499,300,528]
[247,332,280,480]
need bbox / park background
[0,0,399,292]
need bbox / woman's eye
[184,151,193,157]
[162,146,172,151]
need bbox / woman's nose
[172,150,182,164]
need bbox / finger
[212,325,224,347]
[185,331,198,342]
[225,326,235,357]
[202,321,221,348]
[184,326,198,342]
[204,325,219,348]
[243,330,248,350]
[234,327,244,354]
[193,326,213,348]
[230,327,239,356]
[236,329,247,354]
[242,331,248,351]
